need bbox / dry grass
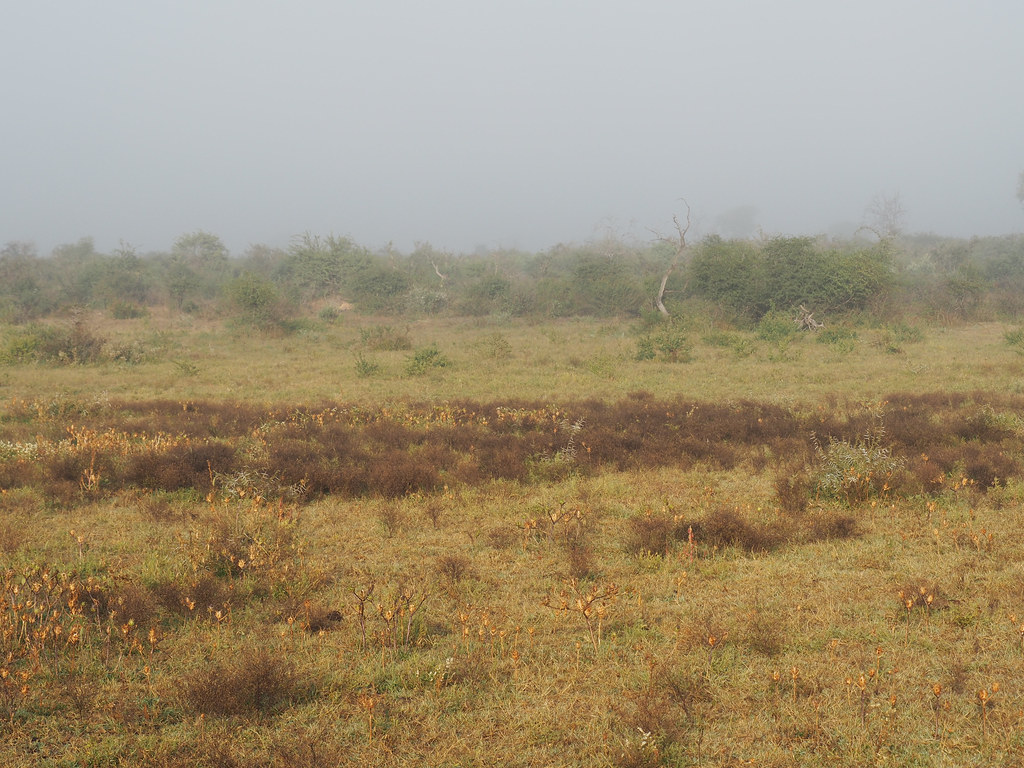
[3,317,1024,765]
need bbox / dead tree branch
[653,201,692,317]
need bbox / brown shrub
[696,506,784,554]
[151,575,231,618]
[805,509,858,541]
[367,449,441,498]
[124,441,236,491]
[625,513,677,557]
[773,466,811,515]
[562,538,596,581]
[896,579,950,611]
[743,607,787,656]
[0,515,24,553]
[175,649,302,716]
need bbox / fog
[3,1,1023,255]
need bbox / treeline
[1,229,1022,327]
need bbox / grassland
[3,312,1024,766]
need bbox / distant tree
[1017,170,1024,210]
[172,231,228,266]
[0,241,48,321]
[166,263,201,311]
[862,192,906,240]
[51,236,98,261]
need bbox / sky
[2,1,1023,256]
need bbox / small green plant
[405,344,450,376]
[817,326,858,354]
[1005,327,1024,355]
[635,336,656,361]
[172,359,200,376]
[355,352,382,378]
[757,310,799,344]
[876,322,924,354]
[637,327,691,363]
[480,332,513,360]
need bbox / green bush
[1005,327,1024,355]
[355,352,382,378]
[225,274,294,331]
[0,319,107,365]
[817,326,858,353]
[406,344,451,376]
[687,236,894,322]
[756,311,798,343]
[813,427,904,505]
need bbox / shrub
[635,336,656,361]
[817,326,858,353]
[359,325,412,351]
[175,650,302,716]
[1005,327,1024,355]
[406,344,451,376]
[757,310,799,344]
[636,326,691,363]
[354,352,381,378]
[479,332,513,360]
[697,506,783,553]
[225,274,294,331]
[625,513,678,557]
[812,426,904,505]
[0,317,107,365]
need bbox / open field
[3,314,1024,766]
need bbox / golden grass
[3,311,1022,405]
[2,315,1024,765]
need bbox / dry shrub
[104,582,158,629]
[624,513,678,557]
[436,553,473,586]
[743,607,787,656]
[151,575,231,618]
[485,525,515,550]
[562,538,596,581]
[896,579,950,611]
[124,441,237,491]
[804,509,858,541]
[697,506,784,554]
[774,465,811,515]
[0,516,23,553]
[175,649,303,716]
[470,435,531,482]
[368,449,443,498]
[423,500,444,528]
[617,661,712,763]
[275,600,344,633]
[375,504,405,537]
[962,443,1020,488]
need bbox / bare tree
[652,200,692,317]
[860,192,906,240]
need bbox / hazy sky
[3,1,1023,255]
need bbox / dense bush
[2,230,1024,325]
[687,235,894,322]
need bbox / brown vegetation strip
[0,391,1020,502]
